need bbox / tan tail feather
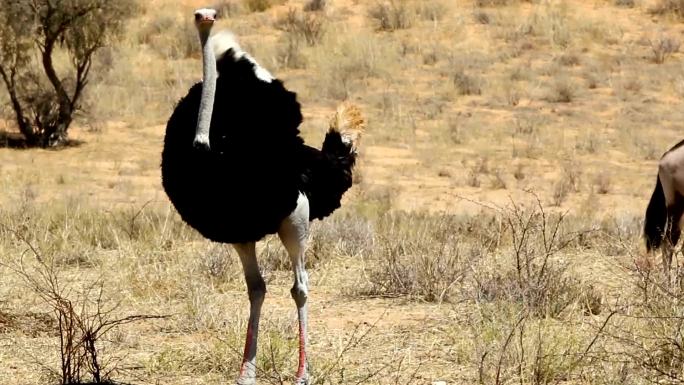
[329,102,366,150]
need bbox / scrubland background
[2,0,684,384]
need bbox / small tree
[0,0,135,147]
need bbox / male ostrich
[161,8,364,385]
[644,139,684,278]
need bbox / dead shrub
[276,35,307,69]
[148,18,198,59]
[452,69,483,95]
[415,1,449,21]
[311,32,390,100]
[467,305,602,385]
[309,214,374,260]
[545,77,575,103]
[274,8,326,46]
[244,0,286,12]
[650,35,680,64]
[213,1,244,17]
[651,0,684,18]
[474,10,491,24]
[3,230,164,385]
[593,172,611,194]
[360,212,477,303]
[368,1,414,31]
[614,0,635,7]
[475,0,516,6]
[471,199,602,318]
[304,0,327,12]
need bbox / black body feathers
[161,46,360,243]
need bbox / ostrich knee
[291,279,308,308]
[247,278,266,304]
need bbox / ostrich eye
[194,13,201,20]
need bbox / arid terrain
[2,0,684,384]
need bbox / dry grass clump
[309,213,374,260]
[276,36,308,69]
[304,0,327,12]
[368,1,414,31]
[274,8,326,46]
[309,31,396,100]
[650,0,684,18]
[452,68,483,96]
[244,0,286,13]
[415,0,450,21]
[545,76,575,103]
[474,201,602,318]
[1,222,165,384]
[650,34,680,64]
[213,0,244,17]
[138,13,197,59]
[359,212,482,302]
[465,304,598,385]
[475,0,514,6]
[614,0,635,7]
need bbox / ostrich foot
[294,375,309,385]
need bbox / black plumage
[161,47,360,244]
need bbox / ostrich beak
[198,17,214,25]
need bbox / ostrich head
[193,8,218,152]
[194,8,217,34]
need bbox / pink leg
[233,242,264,385]
[279,193,310,384]
[295,305,308,381]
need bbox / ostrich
[161,8,365,385]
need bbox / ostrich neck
[194,29,216,148]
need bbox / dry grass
[4,0,684,383]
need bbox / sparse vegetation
[546,77,575,103]
[3,0,684,384]
[650,34,680,63]
[275,8,326,46]
[368,1,413,31]
[244,0,285,12]
[651,0,684,18]
[452,69,483,95]
[304,0,327,12]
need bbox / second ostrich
[161,8,364,385]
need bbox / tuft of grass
[465,305,599,385]
[650,0,684,18]
[244,0,286,12]
[474,10,491,24]
[471,200,602,318]
[368,1,414,31]
[415,0,449,22]
[276,34,308,69]
[593,172,611,194]
[614,0,635,7]
[304,0,327,12]
[274,8,326,46]
[545,77,575,103]
[309,31,395,100]
[213,0,244,17]
[359,212,477,303]
[475,0,517,6]
[650,35,680,64]
[452,69,483,96]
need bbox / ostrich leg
[233,242,265,385]
[278,194,311,385]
